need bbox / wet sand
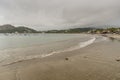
[0,35,120,80]
[105,34,120,40]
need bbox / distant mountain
[0,24,15,30]
[44,28,96,33]
[0,24,37,33]
[1,24,119,34]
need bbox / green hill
[44,28,96,33]
[0,24,37,33]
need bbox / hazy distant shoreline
[0,24,120,34]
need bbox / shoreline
[0,34,94,66]
[101,34,120,39]
[0,34,120,80]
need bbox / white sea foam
[94,36,108,43]
[2,37,97,65]
[18,37,96,59]
[41,37,96,58]
[79,37,96,48]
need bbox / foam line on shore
[2,37,97,66]
[41,37,96,57]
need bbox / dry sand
[0,35,120,80]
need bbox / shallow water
[0,34,106,66]
[0,34,89,50]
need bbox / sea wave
[41,37,96,57]
[2,37,97,66]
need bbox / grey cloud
[0,0,120,30]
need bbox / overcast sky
[0,0,120,30]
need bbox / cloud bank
[0,0,120,30]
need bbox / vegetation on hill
[44,28,96,33]
[0,24,15,30]
[90,28,120,34]
[0,24,120,34]
[44,27,120,34]
[0,24,37,33]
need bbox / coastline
[101,34,120,40]
[0,34,120,80]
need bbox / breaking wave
[41,37,96,57]
[3,37,97,66]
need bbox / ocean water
[0,34,107,65]
[0,33,88,50]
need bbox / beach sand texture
[0,35,120,80]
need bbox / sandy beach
[106,34,120,40]
[0,35,120,80]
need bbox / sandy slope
[0,36,120,80]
